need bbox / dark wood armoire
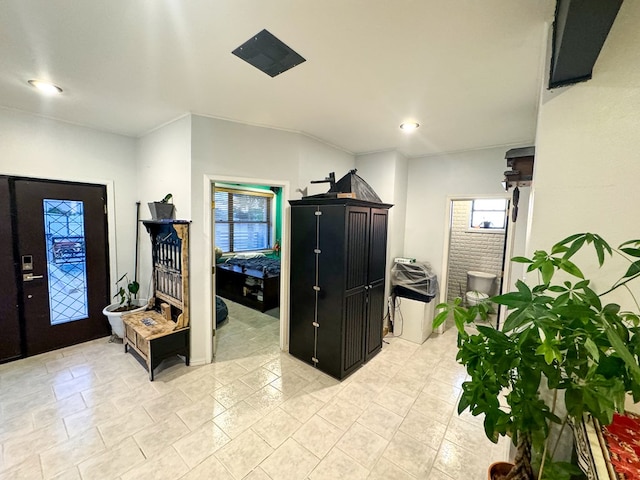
[289,197,392,379]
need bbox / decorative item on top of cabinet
[289,197,392,380]
[122,220,190,380]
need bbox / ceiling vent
[232,29,306,77]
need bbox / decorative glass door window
[43,199,89,324]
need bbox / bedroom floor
[0,300,508,480]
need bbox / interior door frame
[439,194,516,330]
[204,174,290,361]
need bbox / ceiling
[0,0,555,158]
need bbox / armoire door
[364,208,389,361]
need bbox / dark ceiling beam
[549,0,623,89]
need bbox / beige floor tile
[209,361,249,385]
[398,409,447,450]
[52,372,99,400]
[356,402,403,440]
[427,468,456,480]
[31,393,86,429]
[303,378,344,403]
[432,439,488,479]
[0,455,43,480]
[239,367,279,390]
[292,415,344,458]
[385,373,425,399]
[40,427,106,478]
[0,300,509,480]
[1,387,57,420]
[2,420,68,469]
[63,401,120,438]
[317,398,363,431]
[120,446,189,480]
[133,413,189,458]
[215,429,273,479]
[411,391,456,425]
[260,438,319,480]
[279,391,326,423]
[244,384,287,413]
[173,420,231,468]
[97,406,154,447]
[368,457,416,480]
[213,379,256,409]
[80,378,131,408]
[335,422,388,467]
[251,408,302,448]
[213,400,263,439]
[77,437,145,480]
[269,371,311,396]
[373,386,416,416]
[178,373,223,401]
[382,430,437,478]
[243,467,271,479]
[142,389,193,422]
[0,412,34,444]
[176,395,226,431]
[111,382,162,413]
[50,467,81,479]
[177,454,235,480]
[309,448,369,480]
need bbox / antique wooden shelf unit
[123,220,190,380]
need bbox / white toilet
[465,271,496,307]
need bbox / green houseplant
[102,273,146,339]
[434,233,640,480]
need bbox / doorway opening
[440,195,515,329]
[208,176,289,362]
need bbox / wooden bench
[123,310,189,381]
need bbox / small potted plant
[434,233,640,479]
[148,193,174,220]
[102,273,147,339]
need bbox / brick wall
[446,201,505,302]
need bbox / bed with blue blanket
[216,253,280,312]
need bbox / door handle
[23,273,44,282]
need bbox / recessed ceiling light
[28,80,63,95]
[399,122,419,132]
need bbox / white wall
[404,145,531,298]
[135,115,192,297]
[0,107,138,296]
[355,150,408,316]
[529,1,640,303]
[189,115,354,364]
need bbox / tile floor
[0,301,508,480]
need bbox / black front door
[0,177,111,360]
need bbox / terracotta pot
[488,461,514,480]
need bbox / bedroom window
[214,187,273,253]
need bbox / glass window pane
[215,223,230,252]
[214,192,229,221]
[43,199,88,324]
[473,199,507,211]
[232,194,267,222]
[471,211,506,229]
[233,223,268,251]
